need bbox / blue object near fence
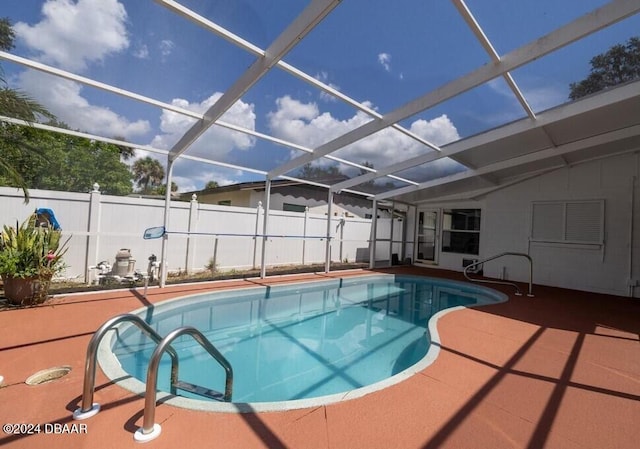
[35,208,61,230]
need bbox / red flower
[46,251,56,261]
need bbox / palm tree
[132,156,165,193]
[0,17,55,202]
[112,135,136,161]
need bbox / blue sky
[2,0,639,192]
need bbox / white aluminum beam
[269,0,640,179]
[167,0,342,161]
[325,191,333,273]
[155,0,264,56]
[332,78,640,193]
[412,169,560,205]
[1,49,403,178]
[156,1,446,155]
[4,115,383,204]
[260,178,272,279]
[0,114,377,197]
[155,2,437,183]
[451,0,536,119]
[159,157,175,288]
[376,124,640,200]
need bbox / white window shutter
[565,201,602,243]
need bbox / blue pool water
[111,275,504,403]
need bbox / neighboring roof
[184,178,368,202]
[185,179,299,197]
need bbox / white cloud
[150,93,256,157]
[14,0,129,72]
[378,53,392,72]
[18,71,150,139]
[159,40,175,60]
[267,96,461,175]
[487,78,567,120]
[172,164,243,193]
[12,0,145,140]
[315,71,340,102]
[133,44,149,59]
[523,84,567,112]
[147,93,257,188]
[409,115,461,145]
[268,95,373,150]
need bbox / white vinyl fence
[0,186,403,283]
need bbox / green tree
[132,156,165,193]
[156,181,178,196]
[569,36,640,100]
[112,136,136,161]
[351,161,397,194]
[0,17,55,202]
[0,126,134,195]
[204,180,219,190]
[0,17,13,50]
[297,163,344,182]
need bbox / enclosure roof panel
[1,0,639,200]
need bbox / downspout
[159,157,174,288]
[388,201,395,267]
[629,175,636,297]
[413,206,419,264]
[260,178,272,279]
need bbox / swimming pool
[98,274,507,412]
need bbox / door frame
[414,208,440,265]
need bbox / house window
[218,200,231,206]
[531,200,604,244]
[441,209,481,255]
[283,203,306,213]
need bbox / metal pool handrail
[135,326,233,442]
[463,252,534,297]
[72,314,179,420]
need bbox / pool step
[173,380,226,401]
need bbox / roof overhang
[376,79,640,204]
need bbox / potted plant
[0,215,69,305]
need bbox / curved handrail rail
[73,314,179,420]
[463,252,534,297]
[135,326,233,442]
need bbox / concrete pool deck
[0,266,638,448]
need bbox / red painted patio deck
[0,267,638,449]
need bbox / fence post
[185,194,198,274]
[252,201,262,269]
[260,180,272,279]
[85,183,101,284]
[325,191,333,273]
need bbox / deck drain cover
[25,366,71,385]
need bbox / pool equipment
[89,248,146,285]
